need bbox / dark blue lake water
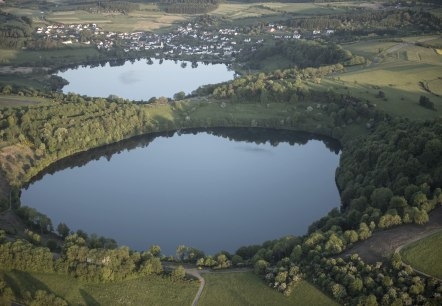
[21,128,341,255]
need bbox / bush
[418,96,435,110]
[171,265,186,281]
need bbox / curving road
[394,230,442,281]
[187,268,205,306]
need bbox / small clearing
[341,206,442,264]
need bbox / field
[317,36,442,120]
[400,230,442,279]
[199,271,338,306]
[1,270,198,305]
[2,2,352,33]
[0,47,100,67]
[0,95,46,107]
[210,2,345,20]
[45,4,187,33]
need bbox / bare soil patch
[341,206,442,263]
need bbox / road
[187,268,205,306]
[394,230,442,281]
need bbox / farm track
[341,206,442,264]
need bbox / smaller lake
[56,59,235,100]
[21,129,341,255]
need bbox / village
[35,20,335,62]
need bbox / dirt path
[186,268,205,306]
[341,206,442,264]
[163,263,251,306]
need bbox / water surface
[22,129,341,255]
[57,59,235,100]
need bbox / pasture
[199,271,338,306]
[322,37,442,120]
[1,270,198,305]
[400,230,442,279]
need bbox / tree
[376,90,385,99]
[140,257,163,275]
[173,91,186,100]
[57,223,70,239]
[389,196,407,213]
[418,96,435,110]
[215,254,230,269]
[358,222,372,240]
[231,255,243,266]
[370,188,393,211]
[331,283,347,300]
[391,252,402,270]
[1,85,12,95]
[171,265,186,281]
[349,278,363,296]
[290,245,303,261]
[148,245,161,257]
[325,233,344,254]
[344,230,359,244]
[412,208,429,224]
[254,259,268,275]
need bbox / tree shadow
[79,289,100,306]
[3,270,51,297]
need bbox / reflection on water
[56,58,235,100]
[22,128,341,255]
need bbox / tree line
[65,0,140,14]
[285,9,442,37]
[238,40,355,70]
[159,0,220,14]
[0,11,33,49]
[0,62,441,304]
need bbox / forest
[0,0,442,304]
[238,40,355,70]
[0,11,33,49]
[285,10,442,41]
[159,0,220,14]
[62,0,141,14]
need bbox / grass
[0,47,100,67]
[320,38,442,120]
[37,2,350,32]
[400,230,442,279]
[2,270,198,305]
[0,95,46,107]
[45,4,187,32]
[199,271,338,306]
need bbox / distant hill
[159,0,220,14]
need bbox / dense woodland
[286,10,441,34]
[0,11,33,49]
[238,40,356,70]
[159,0,220,14]
[61,0,140,14]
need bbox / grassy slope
[0,95,46,107]
[401,230,442,279]
[199,272,338,306]
[316,37,442,120]
[2,2,349,33]
[2,270,198,305]
[0,47,100,67]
